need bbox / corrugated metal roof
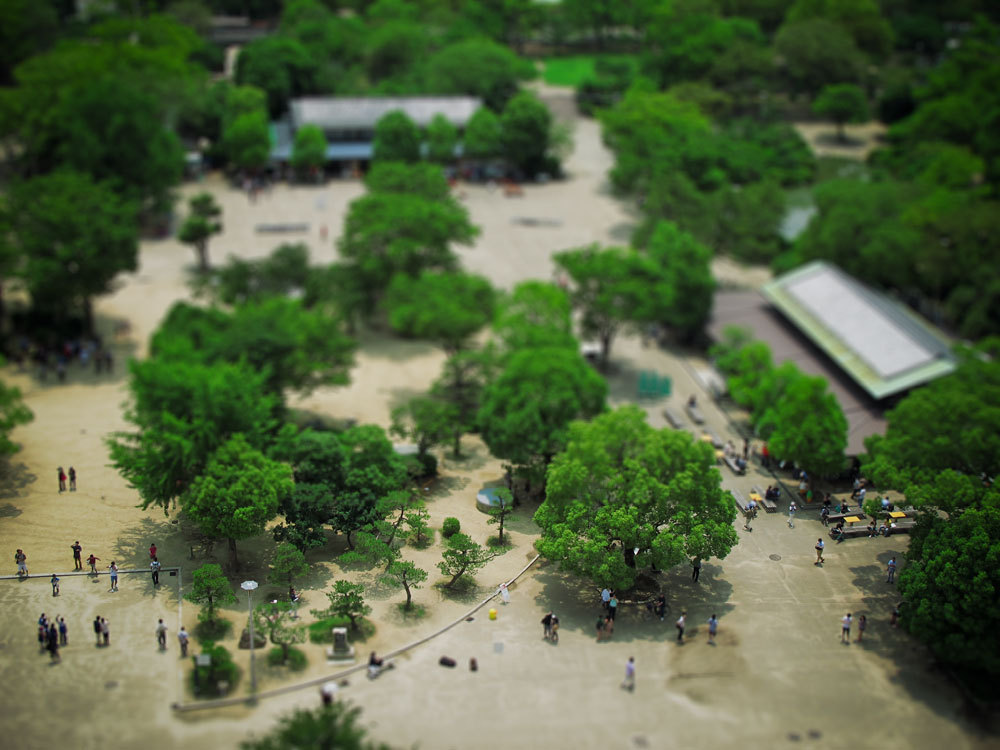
[761,261,955,400]
[290,96,482,131]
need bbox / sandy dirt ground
[793,120,888,162]
[0,99,993,750]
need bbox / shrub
[191,642,240,698]
[442,517,461,538]
[308,615,376,644]
[268,645,308,670]
[403,452,438,479]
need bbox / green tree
[241,703,393,750]
[391,395,459,459]
[813,83,870,142]
[785,0,893,59]
[291,123,327,179]
[774,18,865,97]
[364,162,451,201]
[478,347,607,493]
[269,541,310,586]
[486,487,514,544]
[493,281,576,352]
[437,532,498,588]
[186,563,237,624]
[646,221,715,344]
[373,110,420,163]
[0,0,57,84]
[430,347,500,458]
[423,37,533,111]
[311,580,371,631]
[338,193,479,316]
[756,368,848,477]
[207,243,313,306]
[897,505,1000,678]
[178,191,223,272]
[500,90,555,177]
[534,406,738,591]
[109,360,277,514]
[150,298,356,401]
[222,110,271,171]
[185,434,294,569]
[4,171,138,333]
[254,600,306,664]
[463,107,503,161]
[365,20,427,82]
[864,348,1000,513]
[425,114,458,164]
[384,559,427,609]
[384,271,495,351]
[555,245,662,368]
[405,505,432,546]
[0,363,32,457]
[235,36,315,116]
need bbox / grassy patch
[266,645,308,671]
[193,618,232,643]
[486,536,514,551]
[308,616,375,644]
[396,603,428,619]
[543,55,637,87]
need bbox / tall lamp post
[241,580,259,694]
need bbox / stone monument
[327,626,355,662]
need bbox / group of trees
[780,17,1000,338]
[861,341,1000,678]
[711,327,848,478]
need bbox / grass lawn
[542,55,637,87]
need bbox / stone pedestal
[326,626,355,662]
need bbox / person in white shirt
[841,613,852,642]
[621,656,636,691]
[788,502,797,528]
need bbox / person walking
[621,656,636,691]
[856,614,867,642]
[58,617,67,646]
[708,614,718,644]
[178,626,189,657]
[820,505,830,527]
[108,562,118,592]
[691,557,702,582]
[887,557,897,584]
[541,612,554,640]
[788,502,797,528]
[148,543,157,560]
[68,467,76,491]
[499,583,510,605]
[15,548,28,577]
[87,553,100,574]
[101,618,109,646]
[676,611,687,643]
[609,592,618,621]
[58,467,66,493]
[890,604,900,628]
[156,619,168,650]
[841,613,852,643]
[50,573,60,596]
[93,616,102,645]
[600,587,610,611]
[815,538,825,565]
[71,541,83,570]
[150,557,161,586]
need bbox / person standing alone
[178,626,189,657]
[150,557,161,586]
[788,502,797,528]
[887,557,897,584]
[676,611,687,643]
[815,539,825,565]
[621,657,636,691]
[108,562,118,592]
[71,541,82,571]
[156,619,168,650]
[707,614,718,644]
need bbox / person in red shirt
[149,543,157,560]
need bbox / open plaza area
[0,100,996,749]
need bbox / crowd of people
[10,335,115,382]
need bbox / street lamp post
[241,580,259,694]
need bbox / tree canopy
[2,170,138,332]
[291,123,327,177]
[373,110,421,163]
[535,406,738,591]
[812,83,870,141]
[185,433,293,568]
[493,281,576,352]
[383,271,495,351]
[178,192,223,272]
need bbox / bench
[702,429,724,449]
[723,454,746,476]
[662,408,685,429]
[685,402,705,425]
[752,486,778,513]
[731,489,749,513]
[827,512,865,524]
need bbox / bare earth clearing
[0,101,992,750]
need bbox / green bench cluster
[638,371,672,400]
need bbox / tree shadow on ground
[439,440,493,472]
[0,461,36,499]
[424,473,471,500]
[0,503,21,518]
[434,576,489,605]
[529,562,737,645]
[607,221,635,243]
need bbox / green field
[542,55,637,87]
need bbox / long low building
[271,95,483,167]
[710,261,956,454]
